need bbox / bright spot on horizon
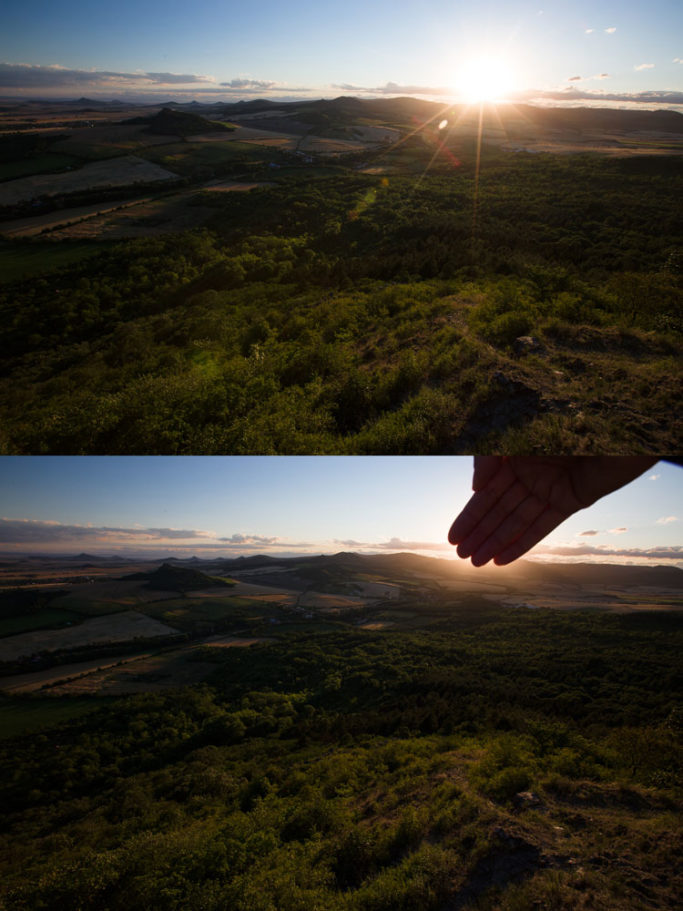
[454,55,516,103]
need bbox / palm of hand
[448,457,652,567]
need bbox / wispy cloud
[649,474,660,480]
[516,86,683,107]
[585,28,594,34]
[568,75,582,82]
[0,62,311,100]
[0,62,217,89]
[657,516,679,525]
[219,78,276,90]
[675,58,683,64]
[605,27,617,34]
[332,81,450,97]
[535,544,683,562]
[579,530,599,536]
[218,533,279,545]
[335,537,450,552]
[0,518,312,554]
[635,63,655,71]
[609,527,629,535]
[0,517,211,544]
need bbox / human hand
[448,456,656,566]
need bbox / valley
[1,97,681,454]
[0,550,681,910]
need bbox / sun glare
[455,55,515,104]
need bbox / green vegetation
[125,107,237,138]
[0,109,681,453]
[139,596,274,634]
[1,606,681,909]
[0,589,84,637]
[0,239,111,284]
[123,562,237,593]
[0,694,114,739]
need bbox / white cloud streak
[335,537,450,552]
[534,544,683,561]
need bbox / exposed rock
[513,335,544,355]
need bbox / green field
[139,596,277,631]
[0,239,110,283]
[0,607,83,637]
[0,153,83,182]
[0,694,115,739]
[139,140,274,177]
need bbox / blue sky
[0,457,680,566]
[1,0,682,107]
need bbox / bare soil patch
[37,651,217,696]
[304,592,368,611]
[203,635,274,647]
[0,652,154,693]
[45,193,216,240]
[0,196,155,238]
[203,180,274,192]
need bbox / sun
[454,55,516,104]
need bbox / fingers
[454,479,528,559]
[493,505,568,565]
[466,486,549,566]
[472,456,503,492]
[448,459,518,545]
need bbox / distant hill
[124,107,235,137]
[166,96,683,135]
[199,551,683,591]
[123,562,235,592]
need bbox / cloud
[648,474,660,480]
[0,517,211,544]
[0,517,323,556]
[605,27,617,34]
[333,81,450,97]
[579,530,599,536]
[335,537,450,552]
[0,63,313,100]
[0,62,217,89]
[585,29,594,34]
[568,76,582,82]
[609,527,628,535]
[535,544,683,561]
[675,58,683,64]
[515,86,683,107]
[597,73,610,79]
[635,63,655,71]
[656,516,678,525]
[218,533,279,545]
[219,78,276,90]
